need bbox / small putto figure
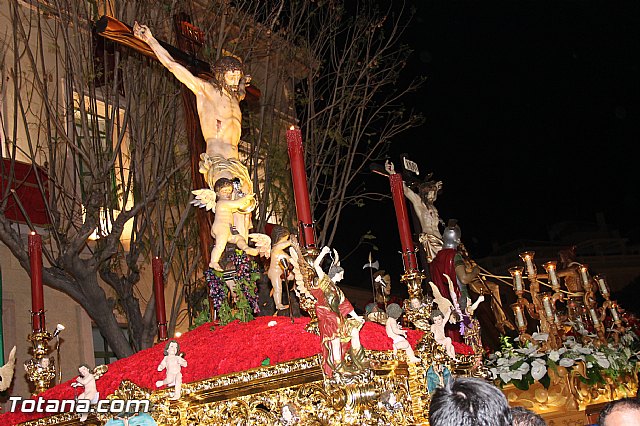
[71,364,101,422]
[192,177,258,271]
[265,226,293,311]
[385,303,421,363]
[430,308,457,360]
[156,340,187,400]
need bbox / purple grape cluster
[231,251,260,314]
[205,268,226,311]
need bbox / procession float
[1,9,637,426]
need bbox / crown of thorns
[213,56,244,73]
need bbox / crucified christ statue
[133,22,254,245]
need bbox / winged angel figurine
[288,238,368,377]
[72,364,108,421]
[248,226,294,311]
[191,177,258,271]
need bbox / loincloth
[199,153,251,192]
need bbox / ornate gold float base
[20,349,479,426]
[502,362,639,425]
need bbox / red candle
[389,174,418,272]
[286,126,316,248]
[28,232,45,332]
[152,257,168,341]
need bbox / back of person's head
[511,406,547,426]
[598,397,640,426]
[428,377,512,426]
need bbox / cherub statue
[192,177,258,271]
[311,246,368,377]
[444,272,485,341]
[430,308,457,360]
[156,339,187,400]
[403,296,432,332]
[250,226,293,311]
[72,364,108,422]
[385,304,421,363]
[428,281,454,323]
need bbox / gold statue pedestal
[501,361,639,425]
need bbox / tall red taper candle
[28,232,45,332]
[152,257,168,341]
[286,126,316,248]
[389,174,418,272]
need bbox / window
[92,325,130,366]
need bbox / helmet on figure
[442,219,461,249]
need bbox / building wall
[0,1,185,404]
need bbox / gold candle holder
[401,270,427,301]
[509,266,525,295]
[595,274,610,298]
[567,299,585,333]
[543,261,560,292]
[25,330,56,395]
[589,307,601,327]
[610,301,621,322]
[579,264,591,291]
[519,251,537,277]
[511,302,527,331]
[540,293,555,321]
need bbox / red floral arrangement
[0,316,472,425]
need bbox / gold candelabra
[401,270,426,301]
[25,330,56,395]
[508,251,561,349]
[24,323,64,395]
[508,251,625,349]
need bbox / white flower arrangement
[486,331,639,390]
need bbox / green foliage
[191,299,211,330]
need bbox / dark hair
[511,406,546,426]
[213,56,243,74]
[214,177,234,193]
[598,397,640,425]
[431,309,444,320]
[428,377,512,426]
[164,339,181,356]
[270,225,290,246]
[78,363,94,376]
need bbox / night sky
[336,1,640,289]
